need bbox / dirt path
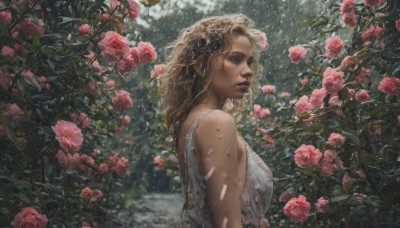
[131,193,183,227]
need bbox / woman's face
[208,35,254,102]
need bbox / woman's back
[178,110,273,227]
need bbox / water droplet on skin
[226,150,232,158]
[219,184,227,201]
[221,172,227,178]
[216,126,220,131]
[207,148,214,156]
[218,133,224,139]
[222,217,228,228]
[204,166,215,181]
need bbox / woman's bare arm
[196,110,242,228]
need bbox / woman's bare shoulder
[195,110,237,148]
[198,110,235,129]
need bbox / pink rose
[341,55,361,71]
[106,80,115,88]
[341,0,356,14]
[329,95,340,107]
[127,0,140,21]
[224,99,234,111]
[353,193,367,204]
[153,154,166,171]
[11,207,48,228]
[347,88,356,98]
[256,30,269,51]
[279,192,294,202]
[108,155,129,175]
[295,95,312,116]
[79,24,90,34]
[315,197,329,213]
[13,88,21,97]
[3,103,23,123]
[253,104,270,119]
[110,0,121,8]
[364,0,385,8]
[0,70,11,90]
[288,45,307,64]
[319,150,343,177]
[52,120,83,153]
[342,13,357,27]
[136,42,157,64]
[1,46,14,58]
[284,195,311,223]
[355,68,371,83]
[112,90,133,112]
[294,144,322,167]
[328,133,345,146]
[261,85,276,93]
[361,26,383,44]
[56,150,80,169]
[12,18,45,38]
[70,113,91,128]
[263,134,275,148]
[79,154,95,172]
[81,187,93,199]
[279,92,291,98]
[98,163,108,174]
[150,64,166,79]
[99,31,130,63]
[117,48,139,76]
[396,19,400,32]
[0,11,12,25]
[355,90,370,102]
[322,67,344,94]
[325,36,345,58]
[378,77,400,96]
[91,189,103,201]
[123,115,131,125]
[301,78,309,86]
[342,172,357,192]
[310,88,327,109]
[86,81,98,96]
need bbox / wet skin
[178,35,254,228]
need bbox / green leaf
[14,193,30,203]
[0,23,8,36]
[330,194,350,203]
[58,16,81,25]
[47,59,55,73]
[5,125,16,143]
[13,180,31,190]
[122,0,130,9]
[33,36,41,51]
[299,112,310,119]
[76,35,89,42]
[340,131,360,146]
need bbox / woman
[161,14,273,228]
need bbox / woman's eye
[230,56,241,64]
[247,60,254,66]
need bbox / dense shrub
[0,0,159,226]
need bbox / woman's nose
[241,65,253,78]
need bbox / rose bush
[235,0,400,226]
[0,0,160,226]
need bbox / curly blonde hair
[161,14,264,146]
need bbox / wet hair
[161,14,264,146]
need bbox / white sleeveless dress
[181,110,273,227]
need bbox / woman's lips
[239,84,249,91]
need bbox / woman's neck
[198,91,226,110]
